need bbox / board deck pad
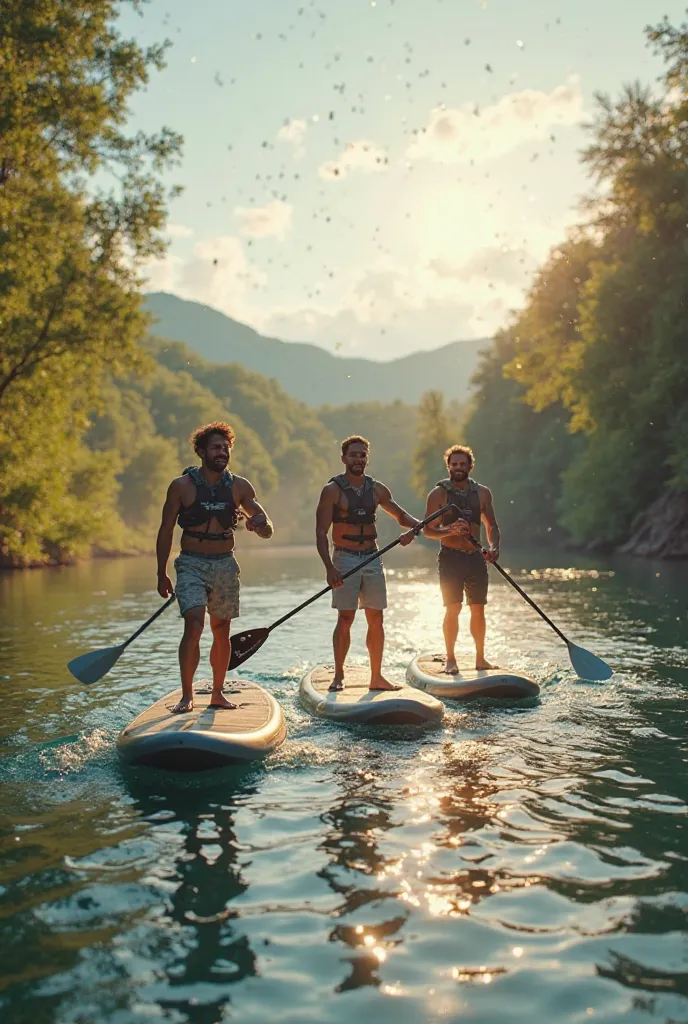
[406,653,539,700]
[300,665,444,725]
[117,679,286,770]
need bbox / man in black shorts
[423,445,501,673]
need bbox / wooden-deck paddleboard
[299,665,444,725]
[406,653,539,700]
[117,679,286,771]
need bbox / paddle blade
[228,628,270,669]
[567,641,613,682]
[67,644,124,685]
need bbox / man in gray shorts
[315,435,421,692]
[156,421,274,713]
[423,444,501,673]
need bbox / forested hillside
[143,292,486,406]
[461,17,688,557]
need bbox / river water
[0,544,686,1023]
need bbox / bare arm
[315,484,343,587]
[481,486,500,560]
[375,483,421,546]
[376,483,420,529]
[156,479,183,595]
[422,487,468,540]
[236,477,274,539]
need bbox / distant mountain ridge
[143,292,487,406]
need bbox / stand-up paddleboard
[406,653,539,700]
[117,679,286,771]
[300,665,443,726]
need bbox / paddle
[67,594,176,685]
[466,534,613,681]
[227,504,460,670]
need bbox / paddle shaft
[465,534,571,645]
[266,504,458,633]
[121,594,176,650]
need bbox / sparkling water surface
[1,545,686,1024]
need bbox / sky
[119,0,684,360]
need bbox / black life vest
[437,478,481,531]
[330,474,377,544]
[177,466,239,540]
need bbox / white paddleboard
[117,679,286,770]
[300,664,444,725]
[406,653,539,700]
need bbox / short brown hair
[190,421,236,453]
[341,435,370,456]
[444,444,474,468]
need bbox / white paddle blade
[567,642,613,681]
[67,645,124,685]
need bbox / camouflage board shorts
[174,551,241,620]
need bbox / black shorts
[438,548,488,606]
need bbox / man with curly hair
[315,435,421,692]
[156,422,274,713]
[423,445,501,673]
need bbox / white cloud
[319,139,389,180]
[407,75,584,165]
[277,118,308,158]
[234,200,293,240]
[165,223,194,239]
[430,246,540,288]
[262,259,517,359]
[142,235,266,324]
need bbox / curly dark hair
[190,421,236,453]
[444,443,474,468]
[341,434,370,456]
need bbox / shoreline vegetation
[1,5,687,570]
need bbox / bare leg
[331,610,355,690]
[470,604,496,670]
[443,602,462,673]
[208,616,237,709]
[365,609,402,690]
[173,607,205,713]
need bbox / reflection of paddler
[315,435,421,693]
[423,445,501,674]
[123,772,259,994]
[318,751,407,993]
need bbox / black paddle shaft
[122,594,176,650]
[266,503,460,634]
[463,532,571,645]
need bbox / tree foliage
[0,0,181,563]
[463,15,688,547]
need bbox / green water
[0,545,686,1024]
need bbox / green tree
[0,0,181,565]
[412,391,461,500]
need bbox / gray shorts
[438,547,488,606]
[331,548,387,611]
[174,551,240,620]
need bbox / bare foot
[444,659,459,675]
[476,661,498,671]
[369,677,403,691]
[208,692,239,710]
[171,695,194,714]
[328,677,344,692]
